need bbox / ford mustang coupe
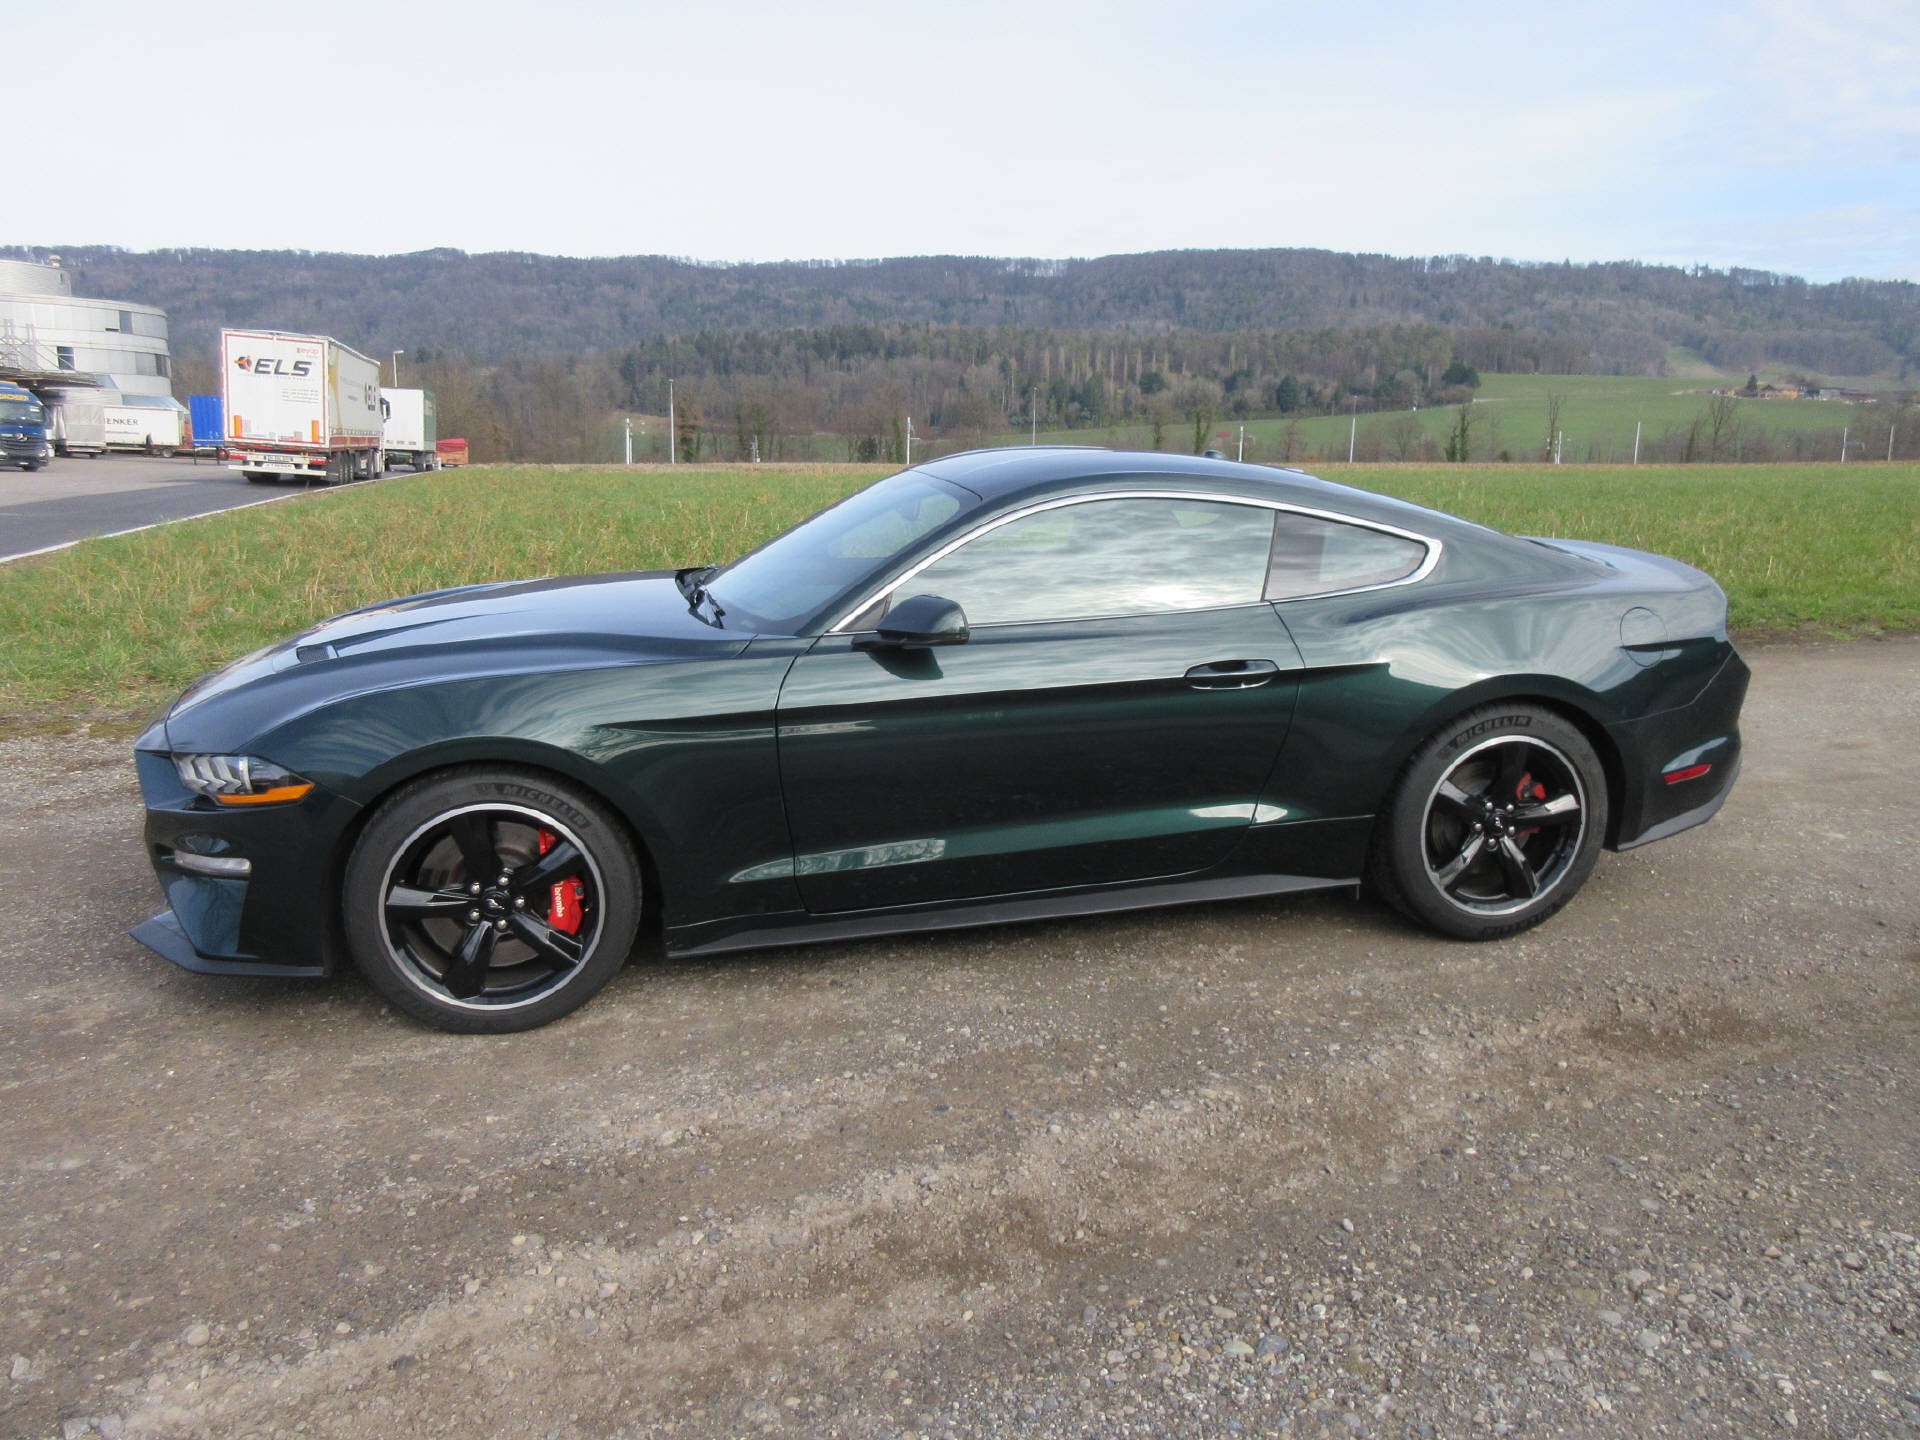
[133,449,1747,1032]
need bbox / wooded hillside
[12,245,1915,380]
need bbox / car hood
[164,570,751,730]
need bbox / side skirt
[665,870,1357,959]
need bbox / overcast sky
[20,0,1915,281]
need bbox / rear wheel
[1370,704,1606,940]
[344,769,642,1032]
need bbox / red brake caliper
[1514,772,1548,842]
[536,829,585,935]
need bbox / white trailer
[50,399,107,457]
[220,328,385,483]
[380,388,438,471]
[102,395,191,455]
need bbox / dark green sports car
[133,449,1748,1032]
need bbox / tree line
[16,244,1915,380]
[24,243,1915,464]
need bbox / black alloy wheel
[344,770,642,1032]
[1372,704,1607,940]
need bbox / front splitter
[130,910,328,979]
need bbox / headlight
[173,754,315,806]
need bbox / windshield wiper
[675,564,718,603]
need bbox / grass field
[1012,373,1904,465]
[0,460,1914,733]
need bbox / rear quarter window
[1266,514,1429,600]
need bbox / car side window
[904,497,1275,626]
[1266,514,1428,599]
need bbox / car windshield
[710,471,975,632]
[0,400,44,423]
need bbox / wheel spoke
[1494,836,1541,899]
[446,813,501,882]
[510,840,586,897]
[442,922,498,999]
[1432,832,1486,891]
[1433,778,1478,815]
[508,911,586,972]
[385,884,473,924]
[1511,792,1581,826]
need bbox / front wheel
[1370,704,1607,940]
[343,769,643,1032]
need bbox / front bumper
[132,742,359,978]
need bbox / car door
[775,494,1304,914]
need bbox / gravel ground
[1,638,1916,1440]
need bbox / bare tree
[1280,417,1304,463]
[1705,393,1740,460]
[1386,411,1428,461]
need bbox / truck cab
[0,382,51,471]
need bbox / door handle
[1184,659,1280,690]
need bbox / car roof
[913,446,1484,542]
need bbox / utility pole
[623,416,632,465]
[1348,397,1357,464]
[1890,424,1898,463]
[668,378,676,467]
[1632,420,1641,465]
[390,350,404,386]
[1554,430,1564,465]
[1237,424,1245,462]
[1031,388,1039,446]
[905,415,914,466]
[1840,425,1848,463]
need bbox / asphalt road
[0,454,366,562]
[1,640,1916,1440]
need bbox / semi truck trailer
[188,394,224,455]
[379,387,437,471]
[220,328,384,483]
[102,395,190,455]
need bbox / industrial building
[0,256,175,398]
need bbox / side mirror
[860,593,969,649]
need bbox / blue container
[189,394,224,453]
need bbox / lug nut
[468,908,480,921]
[514,896,526,908]
[494,919,508,932]
[496,874,510,886]
[469,882,482,895]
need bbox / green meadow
[0,461,1913,732]
[1017,373,1902,465]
